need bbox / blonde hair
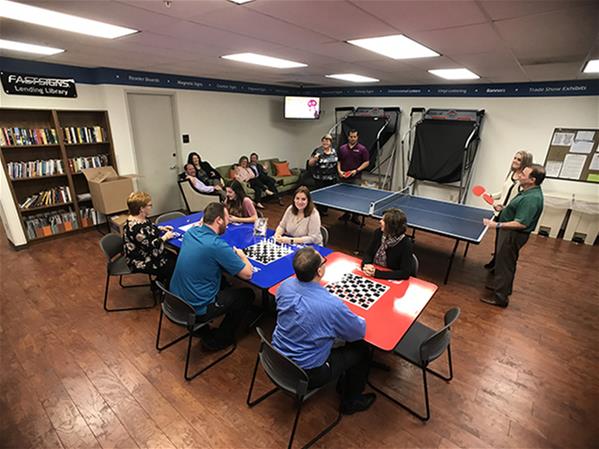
[321,134,333,142]
[127,192,151,215]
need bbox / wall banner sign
[1,71,77,98]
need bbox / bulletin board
[543,128,599,183]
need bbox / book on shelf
[62,126,106,144]
[23,208,79,239]
[7,158,65,179]
[19,186,72,209]
[79,206,101,227]
[68,154,109,173]
[0,127,58,146]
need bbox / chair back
[156,211,185,225]
[320,226,329,246]
[419,307,460,365]
[179,180,214,213]
[99,233,124,261]
[255,327,310,397]
[412,253,419,276]
[155,281,198,328]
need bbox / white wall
[2,83,598,246]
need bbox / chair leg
[247,353,280,407]
[426,345,453,382]
[184,333,236,381]
[118,274,152,288]
[104,274,156,312]
[299,401,342,449]
[155,308,189,351]
[288,398,303,449]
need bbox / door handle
[169,165,177,170]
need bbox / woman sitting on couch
[234,155,273,209]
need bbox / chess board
[243,238,294,265]
[324,272,389,310]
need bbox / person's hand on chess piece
[161,230,176,241]
[362,264,376,277]
[158,225,173,232]
[233,246,249,261]
[275,235,292,245]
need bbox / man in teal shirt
[481,164,545,308]
[170,202,255,350]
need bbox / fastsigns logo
[7,74,73,88]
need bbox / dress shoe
[265,189,274,196]
[480,295,508,308]
[201,335,234,352]
[484,260,495,270]
[341,393,377,415]
[256,202,265,209]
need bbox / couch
[215,158,301,198]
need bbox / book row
[24,209,79,240]
[62,126,106,144]
[69,154,109,173]
[20,186,73,209]
[80,206,102,227]
[1,127,59,146]
[7,159,65,179]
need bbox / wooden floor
[1,195,598,449]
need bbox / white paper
[551,132,575,147]
[559,154,586,179]
[545,160,563,177]
[590,153,599,171]
[571,140,594,154]
[179,223,197,232]
[576,130,595,141]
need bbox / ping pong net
[369,187,411,215]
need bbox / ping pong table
[311,183,494,284]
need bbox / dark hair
[225,180,248,216]
[203,202,226,224]
[250,152,259,159]
[187,152,201,165]
[239,155,249,164]
[528,164,546,186]
[291,185,315,217]
[348,129,358,136]
[184,163,195,172]
[293,247,322,282]
[383,208,407,237]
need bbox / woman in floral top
[123,192,178,287]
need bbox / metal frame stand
[103,273,156,312]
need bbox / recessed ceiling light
[428,68,480,80]
[325,74,380,83]
[0,38,64,55]
[583,59,599,73]
[228,0,255,4]
[347,34,439,60]
[221,53,307,69]
[0,0,138,39]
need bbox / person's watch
[497,222,502,229]
[290,238,294,245]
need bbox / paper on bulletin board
[589,153,599,171]
[571,140,594,154]
[545,160,563,177]
[587,173,599,183]
[559,154,586,179]
[576,130,595,141]
[551,132,575,147]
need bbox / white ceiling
[1,0,598,87]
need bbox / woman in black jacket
[187,152,224,186]
[362,208,415,280]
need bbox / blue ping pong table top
[161,212,332,289]
[312,183,494,243]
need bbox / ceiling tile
[412,23,507,56]
[479,0,595,21]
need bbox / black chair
[320,226,329,246]
[99,233,155,312]
[369,307,460,421]
[154,281,236,381]
[155,211,185,225]
[247,327,342,449]
[412,253,419,276]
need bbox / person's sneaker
[201,335,234,352]
[256,202,265,209]
[341,393,376,415]
[265,189,274,196]
[338,212,350,222]
[480,295,508,308]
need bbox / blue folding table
[311,183,494,283]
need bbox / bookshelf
[0,108,118,243]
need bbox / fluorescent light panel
[347,34,439,60]
[228,0,255,4]
[583,59,599,73]
[0,0,138,39]
[0,38,64,55]
[221,53,307,69]
[428,68,480,80]
[325,73,379,83]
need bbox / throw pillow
[273,161,292,177]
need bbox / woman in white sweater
[274,186,323,245]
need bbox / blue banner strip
[1,57,598,98]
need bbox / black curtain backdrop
[340,116,394,170]
[407,120,476,183]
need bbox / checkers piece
[324,272,389,310]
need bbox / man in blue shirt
[273,247,375,414]
[170,202,255,350]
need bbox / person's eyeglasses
[319,256,327,268]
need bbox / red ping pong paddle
[472,185,494,205]
[344,171,351,178]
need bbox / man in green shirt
[481,164,545,308]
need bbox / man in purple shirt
[272,247,376,415]
[337,129,369,224]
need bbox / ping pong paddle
[472,185,494,205]
[344,171,351,178]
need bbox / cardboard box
[82,166,134,215]
[108,213,128,235]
